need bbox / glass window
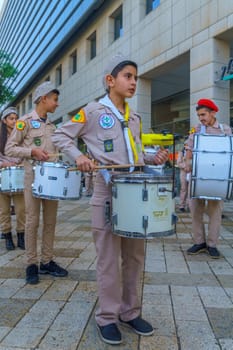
[88,31,96,60]
[146,0,160,14]
[22,100,26,114]
[111,6,123,41]
[28,93,32,110]
[69,50,77,75]
[55,64,62,86]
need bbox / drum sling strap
[199,123,224,134]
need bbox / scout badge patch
[16,120,26,131]
[71,109,86,123]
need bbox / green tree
[0,50,18,106]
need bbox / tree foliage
[0,50,18,106]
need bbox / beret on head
[197,98,219,112]
[1,107,18,119]
[33,81,59,103]
[103,53,137,90]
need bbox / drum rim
[111,173,172,183]
[0,166,24,171]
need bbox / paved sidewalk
[0,197,233,350]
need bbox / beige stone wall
[18,0,233,128]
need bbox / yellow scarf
[124,102,139,163]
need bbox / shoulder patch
[189,127,196,134]
[71,109,86,123]
[16,120,26,131]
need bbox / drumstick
[68,164,144,171]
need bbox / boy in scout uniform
[185,99,232,258]
[52,54,168,345]
[5,82,68,284]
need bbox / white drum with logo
[0,166,24,193]
[191,134,233,200]
[32,162,81,200]
[111,173,176,239]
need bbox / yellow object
[71,109,86,123]
[125,103,138,163]
[142,133,174,147]
[16,120,26,131]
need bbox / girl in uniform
[0,107,25,250]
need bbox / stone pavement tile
[206,308,233,338]
[0,327,11,342]
[198,286,233,308]
[144,271,219,287]
[39,300,96,349]
[5,254,25,268]
[143,284,170,295]
[13,280,53,300]
[2,326,46,348]
[145,258,166,273]
[139,335,178,350]
[78,316,139,350]
[208,260,233,275]
[216,275,233,288]
[0,278,25,298]
[176,320,220,350]
[225,288,233,302]
[173,304,208,322]
[187,261,212,274]
[0,299,34,327]
[1,301,65,348]
[69,281,97,303]
[165,252,189,274]
[219,338,233,350]
[143,301,173,319]
[41,280,78,300]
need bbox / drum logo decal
[34,138,41,146]
[153,208,168,220]
[30,120,41,128]
[16,120,26,131]
[99,114,115,129]
[71,109,86,123]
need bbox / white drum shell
[191,134,233,200]
[111,174,176,239]
[32,162,81,200]
[0,166,24,193]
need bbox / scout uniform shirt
[52,101,146,166]
[5,110,58,177]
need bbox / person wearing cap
[185,98,232,258]
[0,107,25,250]
[177,139,190,212]
[5,81,68,284]
[52,54,168,345]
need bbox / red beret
[197,99,219,112]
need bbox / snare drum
[0,166,24,193]
[191,134,233,200]
[111,173,176,239]
[32,162,81,200]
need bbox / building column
[131,78,152,133]
[190,37,230,126]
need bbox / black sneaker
[39,260,68,277]
[179,208,185,212]
[96,323,122,345]
[119,316,154,336]
[187,243,207,255]
[207,246,221,259]
[1,233,6,239]
[26,264,39,284]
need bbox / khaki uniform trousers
[191,198,222,247]
[179,169,189,209]
[24,171,58,265]
[91,175,145,326]
[0,193,25,233]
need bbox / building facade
[1,0,233,136]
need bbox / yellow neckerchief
[124,102,139,163]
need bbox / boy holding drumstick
[5,81,68,284]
